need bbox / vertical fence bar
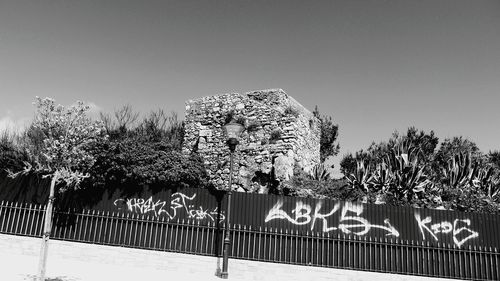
[149,215,155,249]
[61,210,69,240]
[18,202,28,234]
[184,220,190,252]
[4,202,13,233]
[27,204,35,236]
[251,226,256,260]
[108,211,115,245]
[0,201,4,232]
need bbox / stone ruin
[182,89,320,192]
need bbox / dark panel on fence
[231,192,500,250]
[0,172,50,204]
[61,187,227,226]
[0,173,226,226]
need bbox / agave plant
[309,163,331,181]
[346,159,373,192]
[368,161,394,193]
[441,152,478,188]
[385,143,430,200]
[472,167,500,201]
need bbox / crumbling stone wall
[182,89,320,192]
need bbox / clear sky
[1,0,499,175]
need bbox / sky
[1,0,499,175]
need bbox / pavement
[0,234,454,281]
[2,252,227,281]
[0,234,223,281]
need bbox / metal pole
[221,146,235,279]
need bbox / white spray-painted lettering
[265,200,399,237]
[114,197,169,217]
[338,203,399,236]
[113,192,225,222]
[414,213,478,248]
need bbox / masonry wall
[182,89,320,192]
[0,234,454,281]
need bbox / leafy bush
[279,169,362,201]
[439,184,499,213]
[0,129,28,172]
[488,151,500,169]
[340,153,357,177]
[432,136,484,178]
[313,106,340,162]
[87,138,210,191]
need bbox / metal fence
[0,201,223,256]
[1,200,499,280]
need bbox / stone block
[274,155,294,181]
[199,129,213,137]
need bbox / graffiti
[265,200,400,237]
[415,214,479,248]
[110,190,487,248]
[169,192,224,222]
[114,197,168,217]
[338,202,399,237]
[113,192,225,222]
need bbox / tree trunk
[38,173,57,281]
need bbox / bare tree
[137,109,183,146]
[114,104,139,132]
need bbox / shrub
[277,167,364,201]
[87,138,210,191]
[313,106,340,162]
[0,142,28,172]
[439,184,499,214]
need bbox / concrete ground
[2,249,225,281]
[0,234,453,281]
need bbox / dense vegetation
[282,127,500,214]
[1,99,211,195]
[1,98,499,214]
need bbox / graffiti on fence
[414,213,478,248]
[265,200,400,237]
[264,199,480,248]
[113,192,225,222]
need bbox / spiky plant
[368,161,394,193]
[309,163,331,181]
[385,142,430,200]
[441,153,478,188]
[473,167,500,201]
[346,159,373,192]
